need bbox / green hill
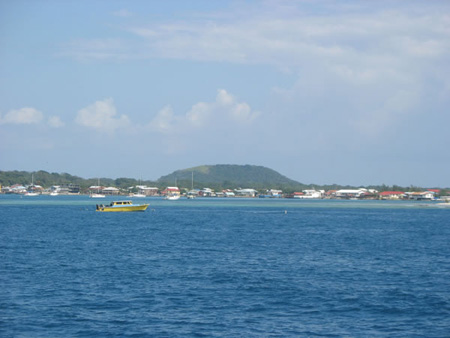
[0,170,157,191]
[157,164,307,191]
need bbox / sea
[1,195,449,337]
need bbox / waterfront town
[1,182,448,201]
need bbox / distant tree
[115,178,138,189]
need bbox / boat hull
[96,204,149,212]
[130,194,146,198]
[165,195,180,200]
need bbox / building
[295,190,323,199]
[222,189,235,197]
[2,184,27,194]
[267,189,282,197]
[234,188,258,197]
[59,184,80,195]
[404,191,435,200]
[199,188,215,197]
[138,186,159,196]
[335,189,368,199]
[88,185,104,195]
[378,191,404,200]
[162,187,180,197]
[103,187,120,195]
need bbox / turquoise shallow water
[1,195,449,337]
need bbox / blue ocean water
[1,195,449,337]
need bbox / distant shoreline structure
[1,184,449,202]
[0,167,448,199]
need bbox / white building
[267,189,283,197]
[234,188,258,197]
[404,191,435,200]
[335,189,367,199]
[103,187,120,195]
[200,188,215,197]
[295,190,323,199]
[223,190,235,197]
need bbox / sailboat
[130,177,146,198]
[187,172,196,199]
[164,180,180,200]
[24,173,39,196]
[90,178,105,198]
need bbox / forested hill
[156,164,308,191]
[0,170,156,190]
[1,166,305,191]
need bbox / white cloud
[47,116,65,128]
[230,102,259,124]
[216,89,234,106]
[149,89,259,134]
[186,102,210,128]
[216,89,260,123]
[144,89,260,155]
[149,105,176,133]
[0,107,43,125]
[75,98,130,133]
[64,3,450,70]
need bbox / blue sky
[1,0,449,187]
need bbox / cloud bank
[0,108,65,128]
[75,98,130,133]
[0,107,43,125]
[149,89,260,134]
[65,2,450,69]
[61,1,450,142]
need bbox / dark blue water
[1,196,449,337]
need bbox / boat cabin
[110,201,133,206]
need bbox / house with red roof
[162,186,180,196]
[378,191,405,200]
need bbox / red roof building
[379,191,404,199]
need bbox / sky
[1,0,449,187]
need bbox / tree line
[1,170,447,195]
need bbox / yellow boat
[96,200,149,212]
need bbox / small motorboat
[129,193,146,198]
[165,194,180,200]
[24,192,39,196]
[96,201,149,212]
[90,193,106,198]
